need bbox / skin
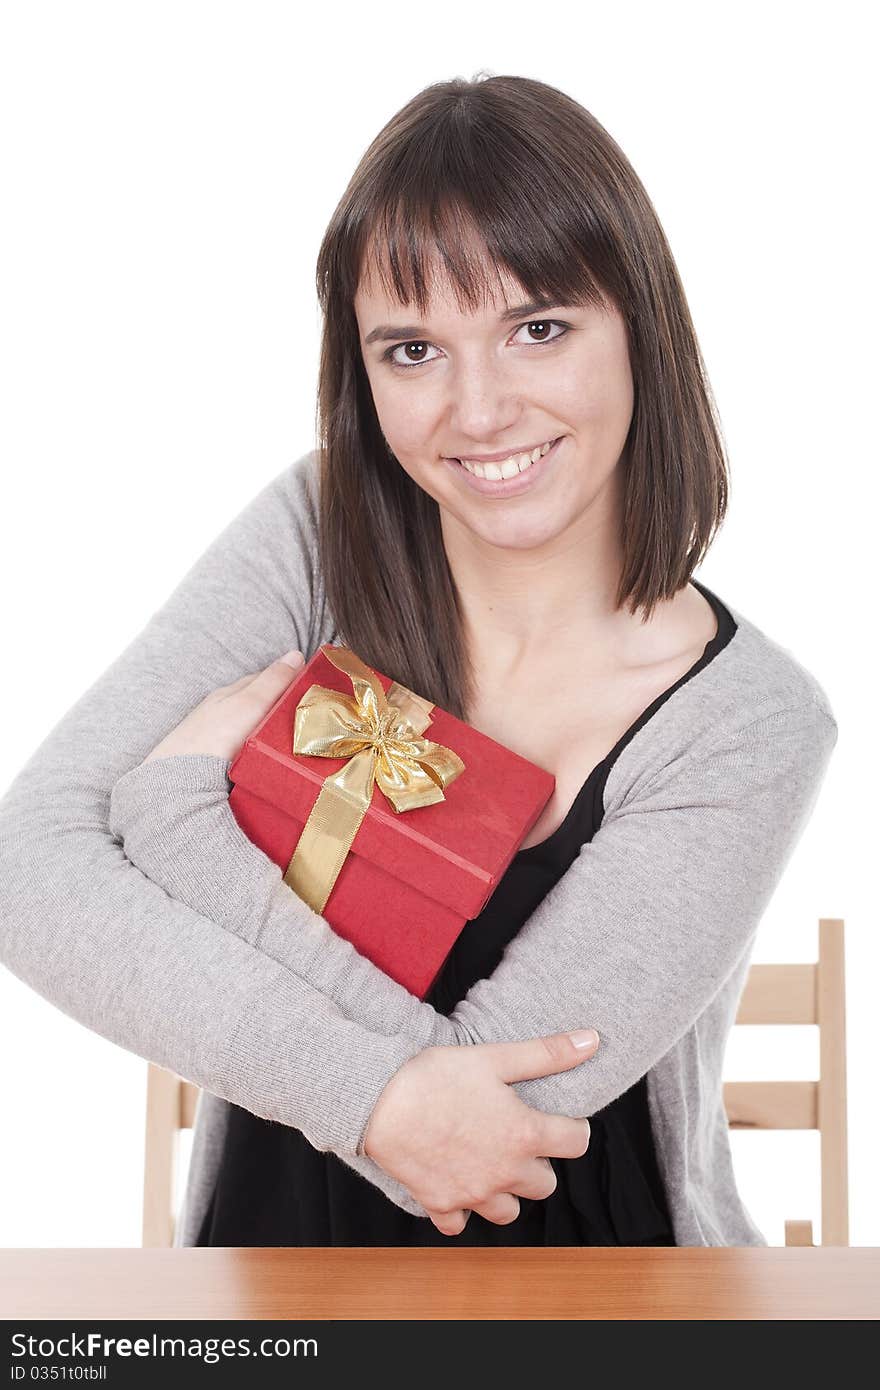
[354,252,643,680]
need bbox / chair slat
[723,1080,818,1129]
[735,964,817,1024]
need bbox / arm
[0,453,434,1215]
[108,697,839,1122]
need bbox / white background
[1,0,876,1248]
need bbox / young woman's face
[353,258,635,554]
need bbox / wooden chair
[722,917,848,1247]
[142,917,849,1248]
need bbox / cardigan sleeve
[0,456,433,1209]
[107,697,839,1125]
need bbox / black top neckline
[513,578,737,861]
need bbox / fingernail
[569,1029,599,1049]
[280,649,304,668]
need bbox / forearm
[0,811,437,1216]
[108,705,840,1132]
[109,752,463,1050]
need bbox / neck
[439,485,648,680]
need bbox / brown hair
[314,72,729,720]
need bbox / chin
[460,509,566,552]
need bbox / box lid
[228,644,555,920]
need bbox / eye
[383,340,441,369]
[511,320,569,346]
[382,320,571,370]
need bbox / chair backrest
[721,916,848,1247]
[142,916,849,1248]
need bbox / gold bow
[283,645,466,912]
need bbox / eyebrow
[363,298,566,347]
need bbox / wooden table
[1,1248,878,1319]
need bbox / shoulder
[201,447,321,568]
[721,597,837,728]
[195,447,330,650]
[604,592,838,814]
[264,447,321,541]
[238,447,323,589]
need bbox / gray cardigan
[0,449,838,1247]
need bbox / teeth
[459,438,556,480]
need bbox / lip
[443,436,565,496]
[447,439,557,464]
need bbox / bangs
[344,118,619,317]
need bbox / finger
[215,651,305,698]
[482,1029,599,1084]
[254,650,305,681]
[277,649,305,670]
[221,650,305,697]
[219,673,264,693]
[532,1112,592,1161]
[428,1208,471,1236]
[507,1157,559,1202]
[471,1192,520,1225]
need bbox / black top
[195,579,737,1247]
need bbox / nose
[445,355,521,447]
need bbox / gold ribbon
[283,645,466,913]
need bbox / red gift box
[227,643,555,998]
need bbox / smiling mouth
[453,437,560,480]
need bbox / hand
[142,650,306,763]
[362,1029,599,1236]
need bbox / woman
[0,74,837,1247]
